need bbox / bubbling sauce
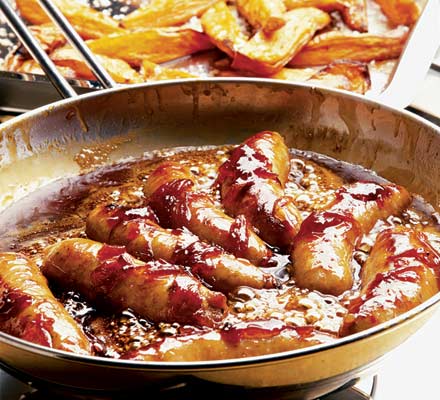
[0,145,438,358]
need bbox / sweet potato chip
[164,50,224,77]
[4,0,418,96]
[50,47,143,84]
[272,62,369,93]
[122,0,218,29]
[15,0,123,39]
[211,57,255,77]
[373,0,420,26]
[13,59,77,78]
[2,52,23,73]
[236,0,286,34]
[7,23,66,61]
[289,30,408,66]
[142,60,197,80]
[29,23,66,52]
[284,0,367,32]
[201,1,248,58]
[88,28,214,66]
[308,62,370,93]
[232,8,331,75]
[271,67,321,81]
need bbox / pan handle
[0,0,77,99]
[36,0,117,90]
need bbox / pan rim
[1,77,439,134]
[1,77,439,370]
[0,290,438,369]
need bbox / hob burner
[0,368,376,400]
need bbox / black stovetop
[0,368,376,400]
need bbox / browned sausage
[122,319,336,361]
[292,182,411,295]
[0,252,91,354]
[342,227,439,334]
[42,239,228,327]
[144,161,272,266]
[216,131,302,251]
[86,204,276,293]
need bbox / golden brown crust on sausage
[0,253,91,354]
[292,182,411,295]
[144,161,272,266]
[42,239,228,327]
[86,204,276,293]
[342,227,439,334]
[122,319,336,361]
[217,131,302,250]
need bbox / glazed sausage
[0,253,90,354]
[144,161,272,266]
[86,204,276,293]
[292,182,411,295]
[42,239,228,327]
[216,131,302,251]
[342,227,440,334]
[122,319,335,361]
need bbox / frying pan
[1,4,440,399]
[1,78,440,399]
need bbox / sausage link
[122,319,335,361]
[342,227,440,334]
[216,131,302,251]
[144,161,272,266]
[0,253,91,354]
[86,204,276,293]
[42,239,228,327]
[292,182,411,295]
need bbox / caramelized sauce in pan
[0,146,438,358]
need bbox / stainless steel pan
[0,78,440,399]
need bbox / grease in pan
[1,130,439,362]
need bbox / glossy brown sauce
[0,145,438,358]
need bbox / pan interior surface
[1,79,440,211]
[0,79,440,394]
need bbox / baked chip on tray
[1,0,424,95]
[121,0,219,29]
[15,0,123,39]
[284,0,368,32]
